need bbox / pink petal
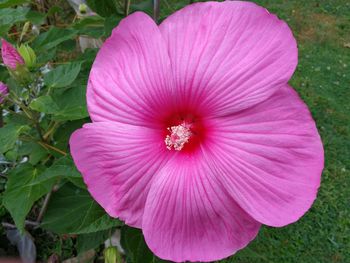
[142,154,261,262]
[87,12,174,127]
[1,39,24,69]
[205,86,324,227]
[159,1,297,116]
[0,81,8,104]
[69,122,170,227]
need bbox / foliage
[0,0,125,261]
[0,0,349,262]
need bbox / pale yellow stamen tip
[165,123,191,151]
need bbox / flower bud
[0,82,9,104]
[103,246,121,263]
[20,21,31,42]
[1,39,25,70]
[79,3,88,14]
[18,44,36,68]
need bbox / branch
[38,141,67,156]
[124,0,131,16]
[2,220,39,229]
[153,0,160,23]
[36,190,53,223]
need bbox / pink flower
[1,39,24,70]
[70,2,324,262]
[0,82,8,104]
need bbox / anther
[165,123,192,151]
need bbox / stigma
[165,123,192,151]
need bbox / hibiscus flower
[70,1,324,262]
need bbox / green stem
[153,0,160,23]
[0,107,3,128]
[36,190,53,223]
[43,121,60,141]
[10,94,45,141]
[124,0,131,16]
[38,141,67,156]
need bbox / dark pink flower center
[162,111,206,153]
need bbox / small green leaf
[44,62,82,88]
[35,47,57,65]
[0,0,30,8]
[130,0,153,14]
[17,44,37,68]
[29,95,60,114]
[0,7,28,35]
[18,141,48,165]
[73,16,105,38]
[25,10,46,25]
[54,119,87,151]
[121,226,154,263]
[76,229,110,254]
[52,85,88,121]
[36,155,85,188]
[104,15,122,37]
[104,246,121,263]
[0,24,11,36]
[0,0,29,8]
[32,27,77,50]
[0,124,29,153]
[0,7,29,25]
[86,0,119,17]
[3,164,54,232]
[41,183,121,234]
[7,78,22,99]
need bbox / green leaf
[0,25,11,36]
[32,27,77,50]
[0,0,29,8]
[2,153,80,234]
[18,141,48,165]
[25,10,46,25]
[30,84,88,120]
[7,78,22,99]
[0,7,29,25]
[0,124,29,153]
[29,95,60,114]
[54,119,87,151]
[73,16,105,38]
[35,47,57,65]
[104,15,122,37]
[0,24,11,36]
[121,226,154,263]
[41,183,121,234]
[130,0,153,14]
[0,7,29,35]
[36,155,85,189]
[47,6,62,17]
[52,85,88,121]
[5,110,31,126]
[76,229,110,254]
[44,62,82,88]
[86,0,119,17]
[3,164,54,232]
